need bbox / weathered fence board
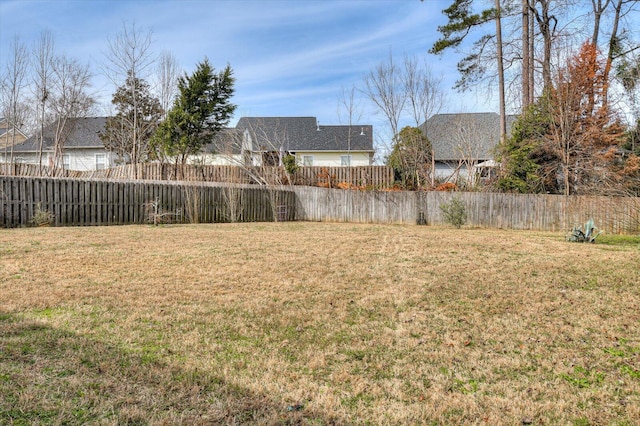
[293,186,417,224]
[292,186,639,233]
[1,163,395,189]
[0,176,297,228]
[2,176,638,233]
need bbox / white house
[8,117,118,171]
[189,117,375,167]
[8,115,375,171]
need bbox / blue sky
[0,0,497,132]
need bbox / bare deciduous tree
[32,30,55,174]
[449,116,487,189]
[49,55,94,175]
[1,35,29,167]
[215,131,246,222]
[103,21,155,175]
[363,53,447,173]
[156,50,180,121]
[103,21,155,85]
[337,83,364,173]
[363,53,406,154]
[403,55,445,128]
[218,118,292,221]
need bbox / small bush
[30,204,54,227]
[440,197,467,229]
[283,154,298,176]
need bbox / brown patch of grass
[1,223,639,424]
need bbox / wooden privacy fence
[293,186,417,224]
[0,176,296,227]
[0,162,87,178]
[415,191,640,234]
[293,187,640,234]
[1,163,395,188]
[2,176,639,233]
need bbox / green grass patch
[560,366,605,388]
[596,234,640,246]
[1,223,639,424]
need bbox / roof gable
[0,118,29,148]
[420,112,517,161]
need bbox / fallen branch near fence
[144,198,182,226]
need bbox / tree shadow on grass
[0,311,343,425]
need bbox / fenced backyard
[2,175,639,233]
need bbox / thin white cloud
[0,0,490,131]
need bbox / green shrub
[440,197,467,229]
[283,154,298,176]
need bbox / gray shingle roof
[236,117,374,152]
[202,128,244,155]
[13,117,106,152]
[11,116,375,156]
[420,113,516,161]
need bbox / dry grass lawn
[1,222,639,425]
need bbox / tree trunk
[532,0,554,94]
[522,0,531,111]
[603,0,623,106]
[528,6,535,103]
[495,0,507,143]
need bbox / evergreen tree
[387,126,432,189]
[496,104,546,193]
[100,71,162,164]
[152,59,236,164]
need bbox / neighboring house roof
[202,128,244,155]
[12,117,106,152]
[0,117,28,149]
[420,112,517,162]
[236,117,374,152]
[10,115,374,157]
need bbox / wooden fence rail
[0,163,395,188]
[0,176,296,227]
[2,176,639,233]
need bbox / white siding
[185,153,244,166]
[295,151,372,167]
[7,149,117,171]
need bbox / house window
[341,155,351,166]
[95,154,106,170]
[62,154,70,170]
[303,155,314,166]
